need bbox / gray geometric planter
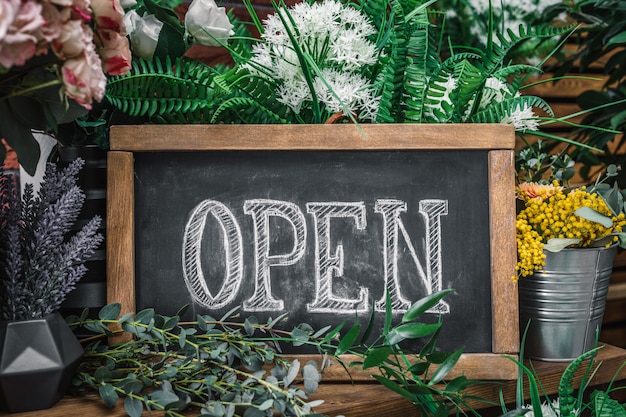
[0,312,84,412]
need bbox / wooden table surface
[3,344,626,417]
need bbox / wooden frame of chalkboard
[107,124,519,381]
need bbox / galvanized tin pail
[518,245,617,361]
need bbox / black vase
[0,312,84,412]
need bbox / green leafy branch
[68,304,325,417]
[69,289,481,417]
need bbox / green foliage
[69,305,326,417]
[105,56,223,124]
[312,289,485,417]
[545,0,626,184]
[104,0,575,133]
[69,290,479,417]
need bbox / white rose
[119,0,137,8]
[125,11,162,60]
[184,0,233,47]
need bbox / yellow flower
[515,183,621,279]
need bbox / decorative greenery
[543,0,626,184]
[515,161,626,278]
[0,159,103,320]
[69,290,480,417]
[497,329,626,417]
[104,0,579,142]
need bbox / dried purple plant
[0,159,103,321]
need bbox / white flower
[124,11,162,60]
[119,0,137,8]
[312,68,379,121]
[248,0,380,119]
[501,103,540,132]
[521,398,578,417]
[185,0,234,47]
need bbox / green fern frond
[220,68,294,122]
[212,97,290,124]
[449,59,484,122]
[375,0,409,123]
[557,347,603,417]
[401,5,438,122]
[493,64,542,79]
[470,95,553,125]
[227,9,255,65]
[106,56,218,121]
[481,24,574,76]
[423,65,455,123]
[591,390,626,417]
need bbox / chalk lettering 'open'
[182,199,448,314]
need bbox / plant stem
[0,79,63,101]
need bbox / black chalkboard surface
[107,124,519,379]
[134,150,490,352]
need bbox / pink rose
[38,2,66,43]
[96,29,131,75]
[91,0,125,34]
[62,44,106,109]
[0,0,20,42]
[52,19,92,59]
[0,0,44,68]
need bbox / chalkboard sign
[107,124,519,380]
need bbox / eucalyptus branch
[69,305,325,417]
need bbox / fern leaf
[401,7,434,122]
[469,95,553,127]
[212,97,290,124]
[374,0,409,123]
[591,390,626,417]
[106,57,218,121]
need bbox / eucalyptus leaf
[98,303,121,320]
[150,388,180,407]
[575,206,613,228]
[98,383,118,407]
[124,396,144,417]
[544,238,581,252]
[284,359,300,387]
[134,308,155,325]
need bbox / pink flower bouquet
[0,0,131,175]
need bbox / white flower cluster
[521,398,578,417]
[427,75,539,131]
[245,0,380,121]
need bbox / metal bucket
[518,245,616,361]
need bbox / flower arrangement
[0,0,131,175]
[515,145,626,278]
[0,159,103,320]
[98,0,573,138]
